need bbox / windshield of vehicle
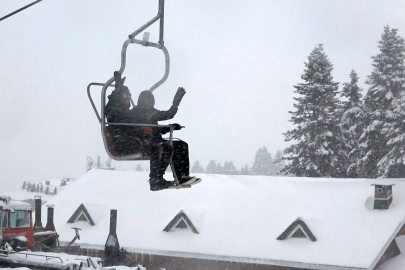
[10,210,30,228]
[1,211,8,229]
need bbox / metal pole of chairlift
[128,0,165,40]
[158,0,165,45]
[0,206,3,245]
[99,0,169,132]
[168,127,180,186]
[0,0,43,22]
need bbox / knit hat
[137,90,155,108]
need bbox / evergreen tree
[380,94,405,177]
[135,164,143,171]
[223,161,237,174]
[215,163,223,174]
[228,161,237,172]
[340,70,365,177]
[244,164,249,175]
[191,161,204,173]
[282,44,346,177]
[274,150,286,175]
[251,147,273,175]
[359,26,405,178]
[205,160,217,174]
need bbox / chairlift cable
[0,0,43,22]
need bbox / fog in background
[1,0,404,191]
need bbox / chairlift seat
[104,126,150,160]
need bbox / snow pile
[41,170,405,269]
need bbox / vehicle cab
[0,196,34,250]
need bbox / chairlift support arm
[128,0,165,44]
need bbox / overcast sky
[1,0,405,191]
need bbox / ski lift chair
[87,0,185,185]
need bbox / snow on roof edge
[368,218,405,270]
[68,242,368,270]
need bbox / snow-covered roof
[0,200,31,211]
[41,170,405,269]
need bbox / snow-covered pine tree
[240,166,244,175]
[359,26,405,178]
[191,161,204,173]
[135,164,143,171]
[244,164,249,175]
[223,161,237,174]
[340,70,365,178]
[251,147,273,175]
[223,161,229,171]
[380,94,405,177]
[215,163,223,174]
[274,150,286,175]
[282,44,346,177]
[228,161,237,172]
[205,160,216,174]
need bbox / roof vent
[277,217,317,242]
[67,204,95,225]
[372,184,394,210]
[163,210,199,234]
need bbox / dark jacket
[131,90,178,141]
[105,89,140,152]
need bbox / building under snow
[39,170,405,270]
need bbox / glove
[170,123,182,130]
[172,87,186,107]
[160,127,170,135]
[114,71,121,83]
[114,71,126,88]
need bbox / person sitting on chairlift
[105,71,199,191]
[105,75,141,155]
[132,88,199,191]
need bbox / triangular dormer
[67,204,95,225]
[277,217,317,242]
[163,210,199,234]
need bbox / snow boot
[191,178,202,185]
[149,177,175,191]
[178,176,201,186]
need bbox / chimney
[105,209,120,266]
[372,184,394,210]
[45,204,55,231]
[33,196,43,232]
